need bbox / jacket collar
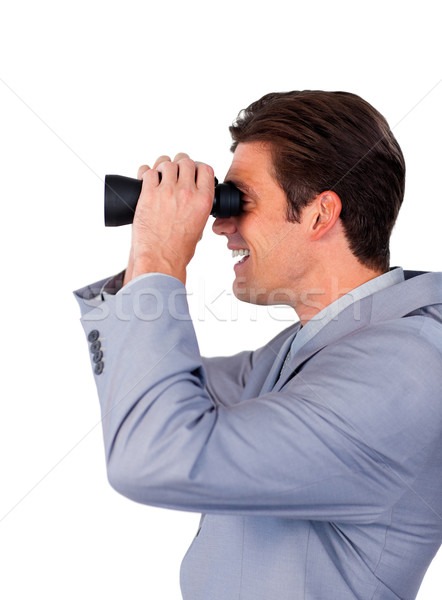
[273,271,442,392]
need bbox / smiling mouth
[231,249,250,258]
[232,249,250,268]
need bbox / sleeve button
[90,340,101,353]
[93,350,103,363]
[94,361,104,375]
[88,330,100,343]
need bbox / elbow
[105,449,154,504]
[107,461,129,497]
[106,458,139,501]
[105,447,177,506]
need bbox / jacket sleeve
[202,353,253,407]
[74,273,256,407]
[75,274,442,523]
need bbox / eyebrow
[224,179,258,199]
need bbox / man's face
[213,142,311,306]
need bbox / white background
[0,0,441,598]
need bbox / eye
[238,190,255,211]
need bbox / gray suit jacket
[75,270,442,600]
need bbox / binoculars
[104,174,242,227]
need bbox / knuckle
[137,164,150,176]
[142,169,159,183]
[174,152,190,161]
[160,161,176,172]
[200,163,214,177]
[154,155,171,169]
[178,157,194,167]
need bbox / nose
[212,216,238,237]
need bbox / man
[75,91,442,599]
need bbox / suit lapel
[274,295,374,392]
[259,328,299,395]
[239,323,300,400]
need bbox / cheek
[242,211,268,233]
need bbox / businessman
[75,91,442,599]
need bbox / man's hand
[123,153,214,286]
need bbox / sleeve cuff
[73,271,184,318]
[115,272,182,296]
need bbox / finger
[173,152,190,162]
[176,157,196,185]
[195,162,215,190]
[153,155,172,169]
[137,164,151,179]
[140,167,160,186]
[156,159,178,183]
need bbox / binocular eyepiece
[104,174,242,227]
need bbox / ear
[308,191,342,240]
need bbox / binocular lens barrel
[104,174,241,227]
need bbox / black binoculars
[104,174,242,227]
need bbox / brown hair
[229,91,405,272]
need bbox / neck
[294,264,386,326]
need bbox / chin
[233,275,297,307]
[232,277,270,306]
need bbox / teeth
[231,249,250,258]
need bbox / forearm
[78,274,216,508]
[123,250,186,286]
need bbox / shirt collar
[290,267,405,356]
